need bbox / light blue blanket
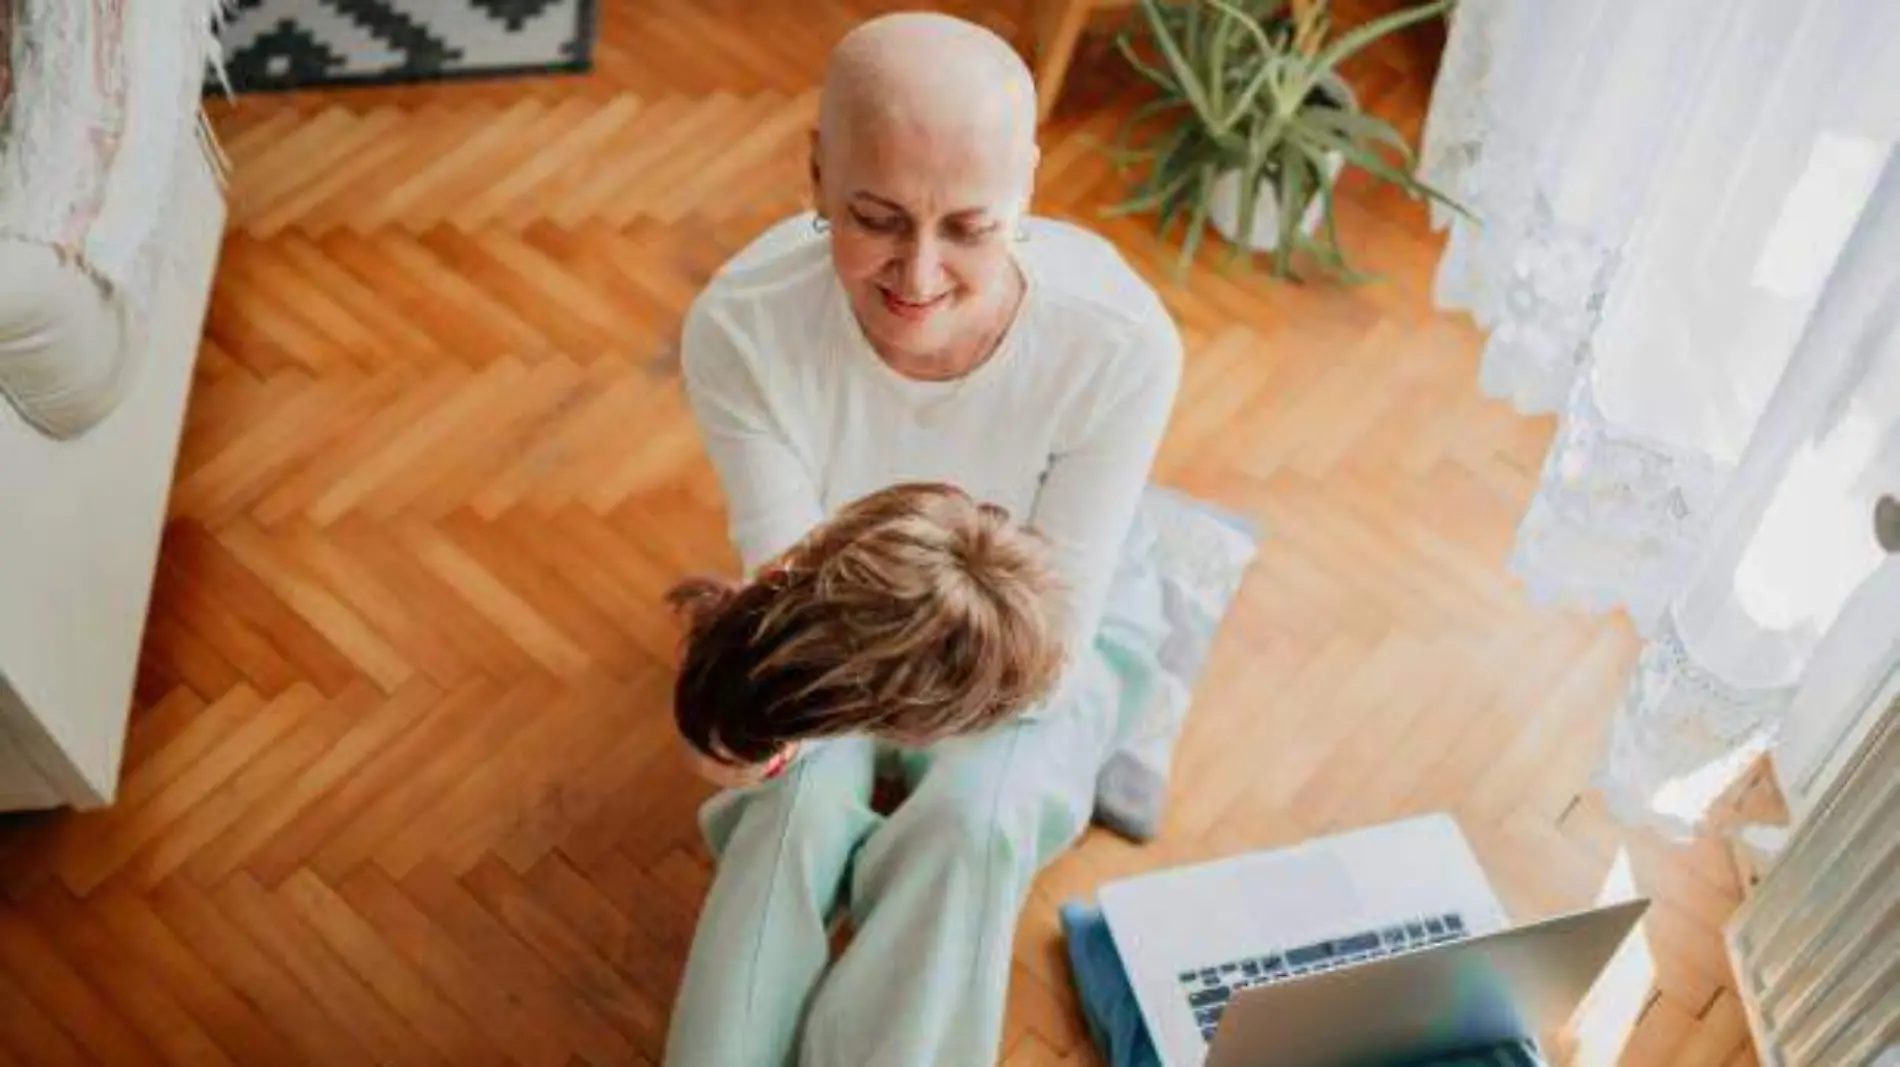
[1092,486,1260,841]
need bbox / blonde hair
[668,483,1066,767]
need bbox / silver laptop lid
[1207,898,1650,1067]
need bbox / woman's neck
[876,261,1026,382]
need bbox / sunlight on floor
[1569,848,1658,1067]
[1652,741,1773,830]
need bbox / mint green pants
[662,640,1142,1067]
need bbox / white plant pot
[1208,149,1346,252]
[1207,77,1355,252]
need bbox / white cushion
[0,239,128,439]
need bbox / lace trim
[1510,373,1731,633]
[1419,0,1508,232]
[1476,209,1619,413]
[1434,140,1622,415]
[1593,612,1794,839]
[1424,0,1625,418]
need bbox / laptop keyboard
[1178,912,1469,1043]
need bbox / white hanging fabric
[1421,0,1900,836]
[1600,152,1900,835]
[1423,1,1726,415]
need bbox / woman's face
[813,117,1034,363]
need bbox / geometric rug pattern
[217,0,595,93]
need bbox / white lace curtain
[1421,0,1900,837]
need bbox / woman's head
[811,13,1040,365]
[668,483,1065,768]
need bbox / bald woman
[668,13,1182,1066]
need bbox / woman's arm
[679,300,828,575]
[1031,320,1183,662]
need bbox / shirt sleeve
[679,298,827,575]
[1030,316,1183,664]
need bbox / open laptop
[1100,813,1648,1067]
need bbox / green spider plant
[1105,0,1467,282]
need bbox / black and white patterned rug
[215,0,597,94]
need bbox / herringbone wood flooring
[0,2,1765,1065]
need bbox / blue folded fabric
[1059,901,1549,1067]
[1060,901,1164,1067]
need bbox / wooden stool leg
[1030,0,1094,122]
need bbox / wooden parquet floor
[0,2,1763,1065]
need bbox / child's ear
[665,575,738,633]
[677,734,800,789]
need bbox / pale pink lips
[879,286,949,321]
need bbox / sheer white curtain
[1421,0,1900,837]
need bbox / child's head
[667,482,1066,769]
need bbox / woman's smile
[879,285,951,320]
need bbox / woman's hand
[680,736,802,789]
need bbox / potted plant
[1106,0,1465,281]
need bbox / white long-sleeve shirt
[679,213,1182,661]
